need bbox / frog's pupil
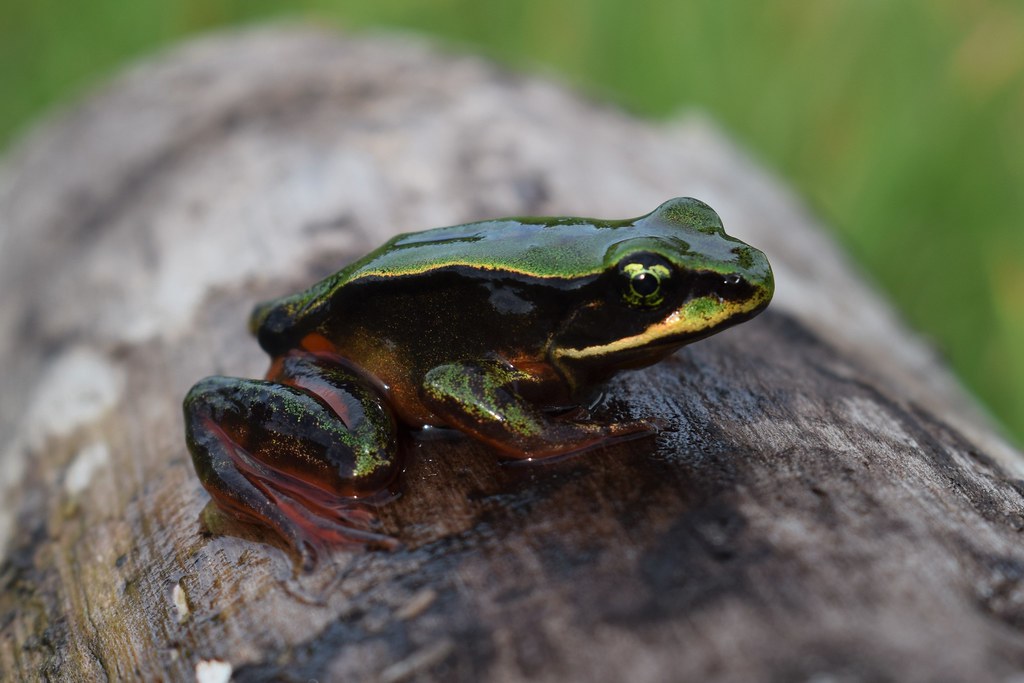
[632,272,659,296]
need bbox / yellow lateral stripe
[351,260,600,280]
[554,297,762,360]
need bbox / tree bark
[2,25,1022,683]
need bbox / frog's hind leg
[183,368,400,569]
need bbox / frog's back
[346,218,630,281]
[351,199,746,281]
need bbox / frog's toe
[608,417,665,438]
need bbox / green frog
[183,197,773,565]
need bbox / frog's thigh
[183,375,399,562]
[421,361,653,459]
[185,376,397,496]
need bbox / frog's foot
[193,437,398,570]
[422,360,659,460]
[184,370,400,570]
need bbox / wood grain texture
[2,25,1023,683]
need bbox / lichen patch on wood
[64,441,111,496]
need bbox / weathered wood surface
[2,25,1024,682]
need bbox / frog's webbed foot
[184,355,400,570]
[421,360,658,460]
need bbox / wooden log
[2,25,1023,682]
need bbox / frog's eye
[618,254,673,308]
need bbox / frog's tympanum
[184,198,773,563]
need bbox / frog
[183,197,773,566]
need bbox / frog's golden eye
[618,254,673,308]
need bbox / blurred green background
[1,1,1021,444]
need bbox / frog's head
[549,197,773,385]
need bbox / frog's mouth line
[553,290,771,363]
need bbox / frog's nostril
[687,270,754,303]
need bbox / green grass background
[2,1,1022,444]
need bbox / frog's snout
[751,252,775,306]
[731,248,774,309]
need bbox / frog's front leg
[421,359,656,459]
[183,352,400,568]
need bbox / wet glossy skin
[183,197,774,565]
